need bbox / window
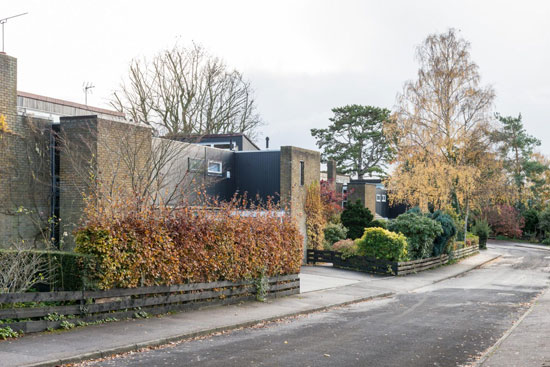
[207,160,222,175]
[382,195,387,202]
[300,161,305,186]
[376,194,381,202]
[188,157,203,172]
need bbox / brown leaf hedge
[75,198,303,290]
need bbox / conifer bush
[387,212,442,259]
[341,200,374,239]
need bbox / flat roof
[17,91,124,118]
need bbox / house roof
[168,132,261,150]
[17,91,125,118]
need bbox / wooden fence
[449,244,479,260]
[307,245,478,276]
[0,274,299,334]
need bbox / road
[83,242,550,367]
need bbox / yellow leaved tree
[385,29,510,238]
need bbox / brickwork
[280,146,321,259]
[347,182,377,215]
[58,116,152,248]
[0,54,53,247]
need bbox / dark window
[188,157,204,172]
[300,161,305,186]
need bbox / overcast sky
[3,0,549,153]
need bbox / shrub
[484,205,524,238]
[75,198,303,290]
[538,208,550,239]
[341,200,374,239]
[465,233,480,247]
[355,227,408,262]
[443,206,464,241]
[0,248,93,292]
[523,208,540,236]
[332,239,359,259]
[387,212,443,259]
[323,222,348,249]
[542,238,550,246]
[305,182,326,250]
[471,220,490,249]
[428,210,457,256]
[320,180,346,223]
[366,219,387,230]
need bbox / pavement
[0,250,500,367]
[475,241,550,367]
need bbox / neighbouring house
[322,160,406,219]
[0,52,320,259]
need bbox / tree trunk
[464,199,469,242]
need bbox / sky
[3,0,550,153]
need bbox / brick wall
[58,116,152,248]
[0,53,53,248]
[347,182,377,215]
[280,146,320,259]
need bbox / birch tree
[385,29,505,239]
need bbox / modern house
[324,161,406,219]
[0,52,320,257]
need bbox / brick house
[0,52,319,258]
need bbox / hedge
[75,202,303,290]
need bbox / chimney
[0,52,17,133]
[265,136,270,149]
[327,160,337,182]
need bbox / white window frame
[207,160,223,175]
[376,194,381,202]
[382,195,387,202]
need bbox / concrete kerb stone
[418,254,502,288]
[20,292,394,367]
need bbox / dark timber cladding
[234,151,281,203]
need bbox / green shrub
[366,219,387,230]
[523,208,540,235]
[323,222,348,249]
[355,227,408,262]
[387,212,443,259]
[471,220,490,249]
[341,200,374,239]
[332,239,359,259]
[539,208,550,239]
[428,210,457,256]
[466,233,480,247]
[542,238,550,246]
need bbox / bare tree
[0,242,50,293]
[111,43,263,140]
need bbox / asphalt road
[84,243,550,367]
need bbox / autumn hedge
[75,199,303,290]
